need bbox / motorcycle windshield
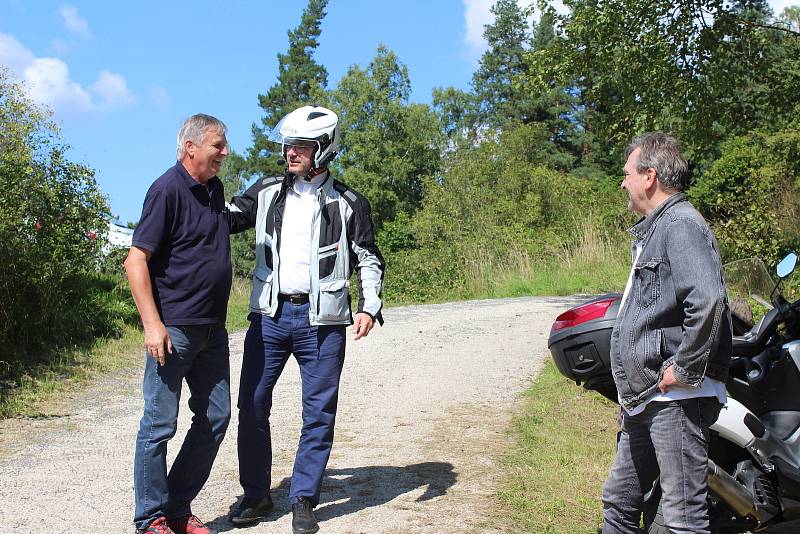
[725,258,774,331]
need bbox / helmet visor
[268,116,319,159]
[267,115,316,145]
[267,114,289,145]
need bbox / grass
[465,224,631,299]
[0,277,252,419]
[226,276,253,331]
[477,225,627,532]
[0,324,143,418]
[494,361,618,533]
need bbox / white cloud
[24,57,93,112]
[0,32,35,73]
[49,38,73,55]
[91,70,136,109]
[0,32,136,115]
[58,4,91,40]
[463,0,495,62]
[148,85,171,111]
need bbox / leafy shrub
[0,69,113,366]
[376,210,417,254]
[689,120,800,263]
[381,123,630,301]
[381,246,468,305]
[97,246,129,276]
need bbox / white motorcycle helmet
[268,105,340,169]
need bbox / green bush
[376,210,417,254]
[0,69,114,368]
[381,246,468,305]
[379,123,631,302]
[689,119,800,263]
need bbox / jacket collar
[283,170,334,198]
[319,170,334,196]
[628,192,686,241]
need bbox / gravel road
[0,296,581,534]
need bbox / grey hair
[625,132,688,192]
[176,114,227,160]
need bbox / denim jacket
[610,193,732,411]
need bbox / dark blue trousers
[237,301,346,506]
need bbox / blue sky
[1,0,797,224]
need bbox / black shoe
[291,497,319,534]
[229,495,274,525]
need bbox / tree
[689,112,800,261]
[431,86,480,143]
[218,151,255,278]
[0,68,110,352]
[782,6,800,32]
[472,0,533,126]
[330,46,444,228]
[525,0,800,168]
[247,0,329,178]
[471,2,572,131]
[434,2,578,170]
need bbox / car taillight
[552,298,617,331]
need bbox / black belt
[279,293,310,305]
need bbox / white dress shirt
[278,172,327,294]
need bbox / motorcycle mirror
[776,252,798,279]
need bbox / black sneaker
[291,497,319,534]
[229,495,274,525]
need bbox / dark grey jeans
[601,397,722,534]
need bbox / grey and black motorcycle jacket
[610,193,732,411]
[226,171,385,326]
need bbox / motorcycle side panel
[711,398,757,450]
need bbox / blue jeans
[133,324,231,529]
[601,397,722,534]
[237,301,346,506]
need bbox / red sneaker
[167,514,210,534]
[137,516,175,534]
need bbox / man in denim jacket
[601,133,732,534]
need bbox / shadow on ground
[207,461,456,532]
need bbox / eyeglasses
[284,139,317,151]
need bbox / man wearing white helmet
[226,105,385,534]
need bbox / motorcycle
[548,252,800,533]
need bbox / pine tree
[247,0,329,178]
[730,0,773,20]
[471,0,531,126]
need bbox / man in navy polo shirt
[125,114,232,534]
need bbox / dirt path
[0,296,581,534]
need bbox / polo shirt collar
[175,161,217,189]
